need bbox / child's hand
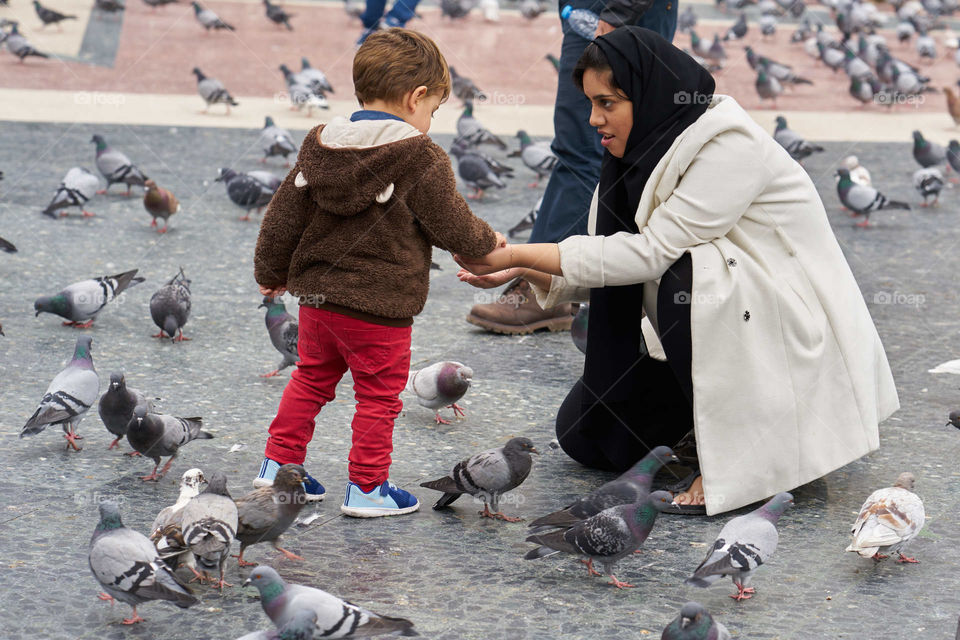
[454,244,513,276]
[259,285,287,297]
[494,231,508,248]
[457,267,523,289]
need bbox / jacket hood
[293,118,428,216]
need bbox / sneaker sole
[253,477,325,501]
[340,503,420,518]
[465,313,573,335]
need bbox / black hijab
[581,27,716,413]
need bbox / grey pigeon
[234,464,307,566]
[21,336,99,451]
[405,361,473,424]
[916,28,936,60]
[449,144,508,200]
[126,405,212,481]
[708,34,727,62]
[450,66,486,103]
[299,57,333,94]
[773,116,823,162]
[817,42,845,71]
[525,491,675,588]
[686,492,794,601]
[89,501,197,625]
[507,195,539,238]
[747,50,812,87]
[279,64,329,116]
[846,472,924,563]
[234,609,318,640]
[34,0,76,27]
[260,296,298,377]
[244,565,419,637]
[723,13,747,40]
[528,445,678,532]
[759,14,776,36]
[755,68,782,106]
[661,602,731,640]
[34,268,144,327]
[94,0,126,13]
[891,64,932,96]
[455,101,506,149]
[142,0,178,8]
[180,471,238,589]
[193,67,239,114]
[91,134,148,194]
[216,167,281,220]
[192,1,234,30]
[42,166,99,217]
[150,267,192,341]
[420,436,539,521]
[0,235,16,253]
[98,372,153,452]
[260,116,298,165]
[835,168,910,226]
[912,130,946,168]
[690,30,713,59]
[519,0,546,19]
[264,0,294,28]
[947,410,960,429]
[842,49,871,79]
[679,5,697,32]
[514,130,557,187]
[4,24,49,61]
[913,168,944,206]
[441,0,474,19]
[150,468,206,570]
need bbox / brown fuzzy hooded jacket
[254,118,497,325]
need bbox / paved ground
[1,120,960,639]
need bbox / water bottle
[561,4,599,40]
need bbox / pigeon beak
[529,447,540,455]
[668,454,680,463]
[34,310,40,317]
[258,303,267,309]
[242,578,252,587]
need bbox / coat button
[743,310,750,321]
[727,258,737,267]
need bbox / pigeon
[944,86,960,126]
[192,67,239,114]
[846,472,925,563]
[891,64,933,97]
[817,42,846,71]
[913,168,944,206]
[916,27,936,60]
[406,361,473,424]
[89,501,197,625]
[233,464,307,566]
[678,5,697,32]
[98,372,153,452]
[528,445,678,532]
[192,1,234,30]
[759,14,776,36]
[126,405,212,481]
[91,134,149,195]
[751,52,813,87]
[259,116,298,165]
[948,140,960,177]
[216,168,281,220]
[519,0,545,19]
[21,336,99,451]
[455,101,506,149]
[690,31,713,59]
[723,13,747,40]
[94,0,126,13]
[264,0,294,29]
[244,565,419,637]
[507,196,539,238]
[773,116,823,162]
[897,18,916,44]
[571,301,588,354]
[151,468,207,569]
[441,0,474,19]
[686,492,794,601]
[514,130,557,187]
[661,602,732,640]
[708,34,727,62]
[4,24,49,61]
[34,0,76,28]
[843,155,871,186]
[260,296,298,377]
[420,436,539,521]
[913,130,946,167]
[42,167,100,217]
[299,57,333,94]
[449,144,508,200]
[279,64,329,116]
[545,53,560,72]
[836,168,910,226]
[150,267,192,342]
[947,410,960,428]
[0,235,16,253]
[343,0,363,19]
[755,68,783,107]
[142,179,180,232]
[525,491,675,588]
[180,471,238,589]
[842,49,872,79]
[34,268,144,327]
[142,0,179,8]
[450,66,486,103]
[849,76,882,107]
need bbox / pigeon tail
[528,508,579,530]
[525,530,577,554]
[882,199,911,210]
[431,492,462,509]
[524,545,562,560]
[419,476,460,494]
[684,576,716,588]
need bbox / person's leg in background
[636,0,679,42]
[383,0,421,26]
[357,0,388,45]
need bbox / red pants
[264,306,411,489]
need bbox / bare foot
[673,475,705,506]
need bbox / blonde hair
[354,29,452,106]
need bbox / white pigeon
[42,167,100,217]
[151,468,207,537]
[847,472,925,563]
[843,155,872,186]
[151,469,206,572]
[406,361,473,424]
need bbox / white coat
[532,95,899,515]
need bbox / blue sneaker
[340,480,420,517]
[253,457,325,502]
[355,21,382,47]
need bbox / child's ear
[410,85,429,111]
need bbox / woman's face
[583,68,633,159]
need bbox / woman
[456,27,899,516]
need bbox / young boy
[253,29,500,517]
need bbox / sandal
[664,468,707,516]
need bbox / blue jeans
[361,0,419,27]
[529,0,679,244]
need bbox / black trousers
[556,253,694,472]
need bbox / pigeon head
[278,64,293,79]
[504,437,539,456]
[34,293,68,318]
[202,471,231,497]
[162,315,180,341]
[242,565,287,605]
[893,472,916,490]
[144,179,158,191]
[678,602,708,629]
[215,167,236,182]
[516,129,531,144]
[191,1,202,11]
[96,500,124,531]
[132,404,148,425]
[181,468,206,492]
[259,295,283,310]
[192,67,206,81]
[436,363,472,397]
[947,410,960,429]
[759,492,794,521]
[775,115,787,130]
[462,100,474,116]
[835,167,852,183]
[90,134,107,152]
[264,116,275,128]
[912,130,924,144]
[274,464,307,490]
[950,140,960,152]
[630,446,678,479]
[843,155,859,170]
[109,372,125,391]
[300,56,312,69]
[634,490,675,524]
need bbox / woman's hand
[259,284,287,297]
[595,19,616,38]
[454,244,514,276]
[457,267,523,289]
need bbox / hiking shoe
[340,480,420,517]
[466,278,574,335]
[253,457,325,502]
